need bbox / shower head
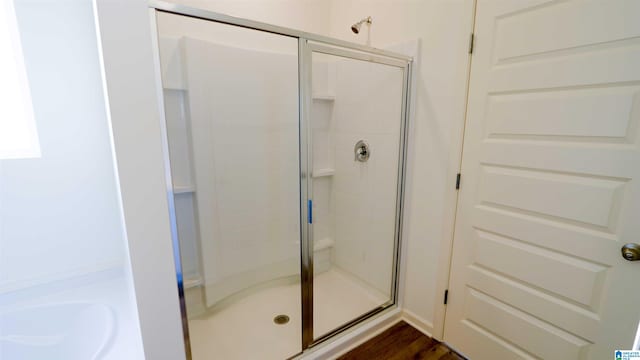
[351,16,372,34]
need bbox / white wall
[94,0,188,358]
[164,0,332,35]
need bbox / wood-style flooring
[337,321,465,360]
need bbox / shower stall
[149,3,412,359]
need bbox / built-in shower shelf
[312,168,335,178]
[314,237,335,251]
[184,276,203,289]
[174,185,195,194]
[312,93,335,101]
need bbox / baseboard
[401,309,434,338]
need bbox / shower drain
[273,314,290,325]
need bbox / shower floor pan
[187,268,387,360]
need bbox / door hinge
[455,173,461,190]
[468,33,475,54]
[444,289,449,305]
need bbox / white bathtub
[0,301,116,360]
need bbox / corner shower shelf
[174,185,195,194]
[183,276,203,289]
[312,168,335,178]
[314,237,335,251]
[312,93,335,101]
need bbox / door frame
[146,1,414,358]
[299,40,413,349]
[431,0,477,341]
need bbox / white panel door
[444,1,640,359]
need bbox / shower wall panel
[180,38,300,307]
[330,58,404,296]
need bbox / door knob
[621,243,640,261]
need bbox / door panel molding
[444,1,640,358]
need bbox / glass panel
[310,51,405,339]
[156,13,301,360]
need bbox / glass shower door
[155,12,302,360]
[305,43,409,342]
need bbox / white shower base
[187,268,388,360]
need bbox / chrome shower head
[351,16,372,34]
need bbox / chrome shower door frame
[299,40,412,349]
[147,1,413,358]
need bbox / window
[0,0,40,159]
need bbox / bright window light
[0,0,40,159]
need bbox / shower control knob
[354,140,370,162]
[621,243,640,261]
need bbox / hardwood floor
[337,321,465,360]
